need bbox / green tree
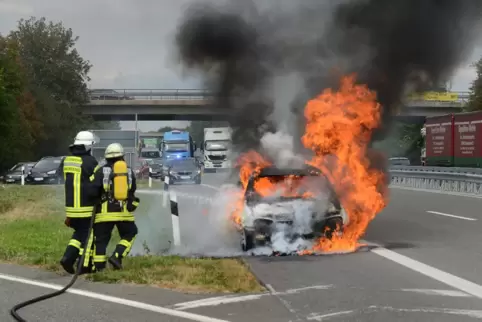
[0,36,31,170]
[467,57,482,111]
[157,126,175,133]
[9,17,93,157]
[372,122,423,164]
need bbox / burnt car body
[237,166,347,251]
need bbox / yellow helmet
[105,143,124,159]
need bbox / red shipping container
[425,114,454,166]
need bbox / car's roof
[255,166,322,178]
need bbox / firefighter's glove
[127,197,140,212]
[64,217,71,227]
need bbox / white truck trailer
[203,127,232,171]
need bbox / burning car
[236,165,347,252]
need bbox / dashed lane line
[426,210,477,221]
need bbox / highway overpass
[84,89,468,122]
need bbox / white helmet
[73,131,95,150]
[105,143,124,159]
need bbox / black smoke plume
[176,0,482,153]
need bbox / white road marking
[265,283,276,293]
[400,288,471,297]
[0,272,229,322]
[172,284,333,310]
[173,294,264,310]
[201,183,220,190]
[426,210,476,221]
[371,246,482,299]
[307,310,354,321]
[310,306,482,320]
[370,306,482,318]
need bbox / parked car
[25,156,65,185]
[0,162,35,184]
[134,159,150,179]
[147,159,163,179]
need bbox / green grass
[0,185,263,293]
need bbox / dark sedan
[1,162,35,184]
[167,158,202,185]
[26,156,64,185]
[147,160,163,179]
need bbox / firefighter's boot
[60,246,79,274]
[108,254,123,270]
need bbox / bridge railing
[89,89,213,101]
[88,89,470,104]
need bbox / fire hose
[10,206,97,321]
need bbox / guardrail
[88,89,470,103]
[389,165,482,195]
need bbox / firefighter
[59,131,99,275]
[90,143,140,271]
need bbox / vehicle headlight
[135,169,140,174]
[197,169,201,174]
[47,170,56,175]
[170,171,177,175]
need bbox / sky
[0,0,481,131]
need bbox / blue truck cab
[161,130,195,160]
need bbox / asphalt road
[2,173,482,321]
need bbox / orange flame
[302,74,388,252]
[232,74,389,253]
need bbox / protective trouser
[93,221,138,271]
[60,218,95,274]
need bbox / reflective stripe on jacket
[62,153,98,218]
[90,163,139,223]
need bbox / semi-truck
[203,127,232,171]
[424,111,482,167]
[161,130,195,160]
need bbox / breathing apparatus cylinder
[112,160,129,201]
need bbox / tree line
[0,17,117,172]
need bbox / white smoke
[169,184,244,257]
[260,130,305,168]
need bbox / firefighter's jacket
[90,163,139,223]
[60,146,99,218]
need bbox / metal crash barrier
[389,166,482,195]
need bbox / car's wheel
[324,217,343,240]
[241,229,254,252]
